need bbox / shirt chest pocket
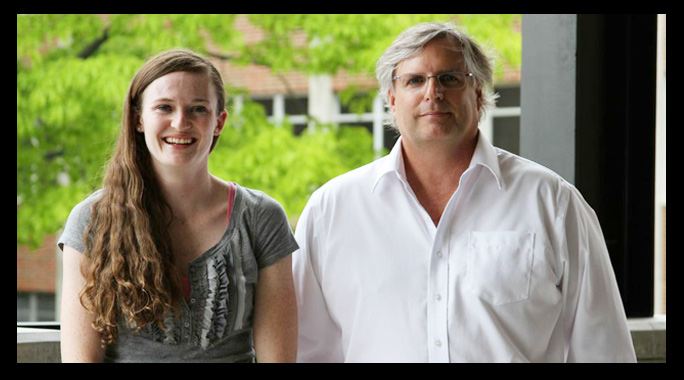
[466,231,535,305]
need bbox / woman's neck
[155,168,216,220]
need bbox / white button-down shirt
[293,133,636,362]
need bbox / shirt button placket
[183,321,190,343]
[428,247,449,362]
[182,310,191,342]
[184,266,197,344]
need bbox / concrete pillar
[308,75,336,132]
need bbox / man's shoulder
[323,157,384,189]
[496,148,570,186]
[311,157,385,200]
[494,147,583,206]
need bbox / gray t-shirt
[58,184,299,362]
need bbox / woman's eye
[156,105,172,112]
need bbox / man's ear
[388,89,397,116]
[476,87,484,112]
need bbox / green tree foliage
[209,99,375,226]
[244,14,521,79]
[17,14,520,248]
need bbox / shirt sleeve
[57,190,102,253]
[558,184,637,362]
[252,193,299,269]
[292,191,345,362]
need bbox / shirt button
[190,298,196,304]
[184,322,190,328]
[435,340,443,347]
[436,251,443,258]
[434,294,442,301]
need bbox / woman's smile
[162,135,198,148]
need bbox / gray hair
[376,22,499,130]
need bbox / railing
[628,316,667,363]
[17,322,61,363]
[18,317,666,363]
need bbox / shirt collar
[371,131,504,194]
[371,136,407,194]
[470,131,505,190]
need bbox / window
[17,292,56,322]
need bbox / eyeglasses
[392,71,473,91]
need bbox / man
[292,22,636,362]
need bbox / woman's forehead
[143,71,215,103]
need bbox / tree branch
[77,27,110,59]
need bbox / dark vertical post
[521,14,657,317]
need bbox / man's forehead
[396,40,466,73]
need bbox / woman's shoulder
[231,183,291,227]
[58,189,105,252]
[229,182,278,210]
[68,189,105,222]
[209,177,289,225]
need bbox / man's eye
[191,106,207,113]
[405,76,425,86]
[440,74,459,83]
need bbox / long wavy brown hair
[79,49,226,346]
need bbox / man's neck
[401,134,478,226]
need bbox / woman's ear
[214,109,228,137]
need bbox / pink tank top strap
[181,275,191,301]
[227,181,236,225]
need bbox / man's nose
[424,76,444,100]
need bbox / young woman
[58,49,298,362]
